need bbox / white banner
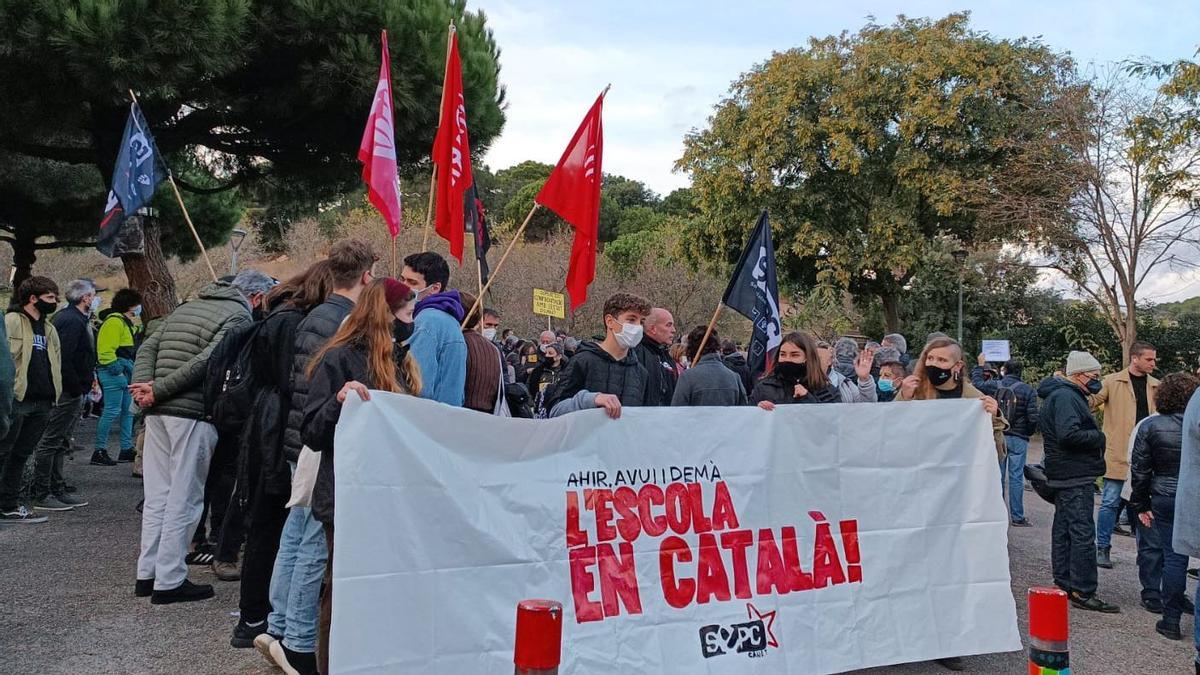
[331,396,1020,674]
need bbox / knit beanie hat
[1065,350,1102,375]
[382,278,413,310]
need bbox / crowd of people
[0,237,1197,673]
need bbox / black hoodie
[1038,376,1106,484]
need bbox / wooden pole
[391,236,398,277]
[128,89,217,282]
[423,21,456,251]
[462,203,540,328]
[691,302,724,365]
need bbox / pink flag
[358,30,403,237]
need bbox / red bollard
[514,599,563,675]
[1027,587,1069,674]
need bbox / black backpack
[995,384,1020,429]
[203,320,265,435]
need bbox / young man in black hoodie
[1039,350,1119,613]
[546,293,651,419]
[0,276,62,524]
[31,279,98,511]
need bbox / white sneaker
[0,505,48,524]
[253,633,278,667]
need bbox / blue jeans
[1151,495,1188,625]
[95,359,134,452]
[268,502,328,653]
[999,435,1028,521]
[1095,477,1124,550]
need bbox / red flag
[358,30,403,237]
[431,30,473,263]
[536,90,605,311]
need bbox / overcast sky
[476,1,1200,301]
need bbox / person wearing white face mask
[544,293,652,419]
[481,308,501,343]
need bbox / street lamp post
[229,228,248,276]
[953,248,969,344]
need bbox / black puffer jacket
[633,338,677,407]
[1038,376,1106,482]
[1129,413,1183,513]
[544,340,648,411]
[283,294,354,462]
[750,374,840,405]
[241,303,308,498]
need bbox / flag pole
[128,89,218,282]
[423,20,456,251]
[461,203,540,328]
[391,236,398,277]
[691,302,724,365]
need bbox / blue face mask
[878,379,895,393]
[1086,377,1102,394]
[132,305,143,318]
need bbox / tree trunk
[880,293,902,334]
[121,216,178,320]
[10,225,37,294]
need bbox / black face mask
[926,365,955,387]
[34,299,56,317]
[393,319,414,346]
[775,361,808,383]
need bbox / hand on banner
[977,353,988,366]
[981,396,999,416]
[793,383,809,399]
[757,401,776,411]
[901,375,920,399]
[594,393,622,419]
[855,348,875,382]
[338,381,371,403]
[1139,511,1154,527]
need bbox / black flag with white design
[721,210,782,378]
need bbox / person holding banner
[898,337,1005,457]
[751,331,841,409]
[545,293,651,419]
[301,278,421,675]
[401,252,466,407]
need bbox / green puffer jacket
[133,282,252,420]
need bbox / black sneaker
[54,493,88,507]
[231,619,269,648]
[1183,595,1194,616]
[1188,568,1198,580]
[1155,619,1182,640]
[1141,597,1163,614]
[150,579,215,605]
[1070,591,1120,613]
[270,640,319,675]
[0,505,48,524]
[1113,524,1133,537]
[135,579,154,597]
[117,448,135,463]
[32,495,75,512]
[1010,518,1031,527]
[935,657,965,671]
[90,450,117,466]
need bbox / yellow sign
[532,288,566,319]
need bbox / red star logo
[747,603,778,648]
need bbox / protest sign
[332,396,1020,674]
[981,339,1011,363]
[532,288,566,319]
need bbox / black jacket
[303,342,370,526]
[284,294,354,463]
[527,357,569,416]
[1129,413,1183,513]
[633,338,678,407]
[1038,376,1106,482]
[52,305,95,397]
[750,374,840,405]
[971,368,1039,439]
[544,340,648,410]
[241,303,308,498]
[722,353,755,396]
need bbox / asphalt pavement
[1,426,1196,674]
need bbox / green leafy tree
[660,187,699,217]
[615,205,666,238]
[677,13,1082,332]
[0,0,505,314]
